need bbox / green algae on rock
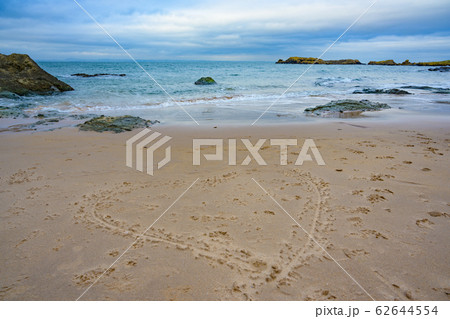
[78,115,159,133]
[194,77,216,85]
[304,99,391,117]
[0,53,74,96]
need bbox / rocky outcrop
[414,60,450,66]
[428,66,450,72]
[304,99,390,117]
[194,77,216,85]
[353,88,411,95]
[277,57,450,66]
[0,53,74,96]
[368,59,450,66]
[276,57,362,64]
[368,60,397,65]
[71,73,126,77]
[78,115,159,133]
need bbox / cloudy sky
[0,0,449,62]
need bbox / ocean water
[2,61,449,125]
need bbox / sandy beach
[0,119,448,301]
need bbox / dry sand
[0,120,449,300]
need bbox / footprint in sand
[367,194,387,203]
[428,211,449,218]
[74,267,115,287]
[416,219,434,228]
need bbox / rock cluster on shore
[304,99,391,117]
[276,57,362,64]
[0,53,73,96]
[77,115,159,133]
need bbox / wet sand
[0,120,449,300]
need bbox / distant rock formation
[71,73,126,77]
[276,57,362,64]
[368,59,450,66]
[414,60,450,66]
[368,59,397,66]
[195,77,216,85]
[78,115,159,133]
[0,53,73,96]
[277,56,450,66]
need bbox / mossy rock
[368,60,397,65]
[195,77,216,85]
[78,115,159,133]
[415,60,450,66]
[0,53,74,96]
[304,99,391,116]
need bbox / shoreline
[1,110,450,134]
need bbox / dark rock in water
[195,77,216,85]
[78,115,159,133]
[68,114,97,120]
[304,99,390,117]
[0,105,29,118]
[401,85,450,94]
[33,110,64,119]
[71,73,126,77]
[34,118,61,125]
[0,53,74,96]
[428,66,450,72]
[0,91,21,99]
[0,102,34,118]
[353,88,411,95]
[401,85,435,90]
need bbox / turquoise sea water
[1,61,449,125]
